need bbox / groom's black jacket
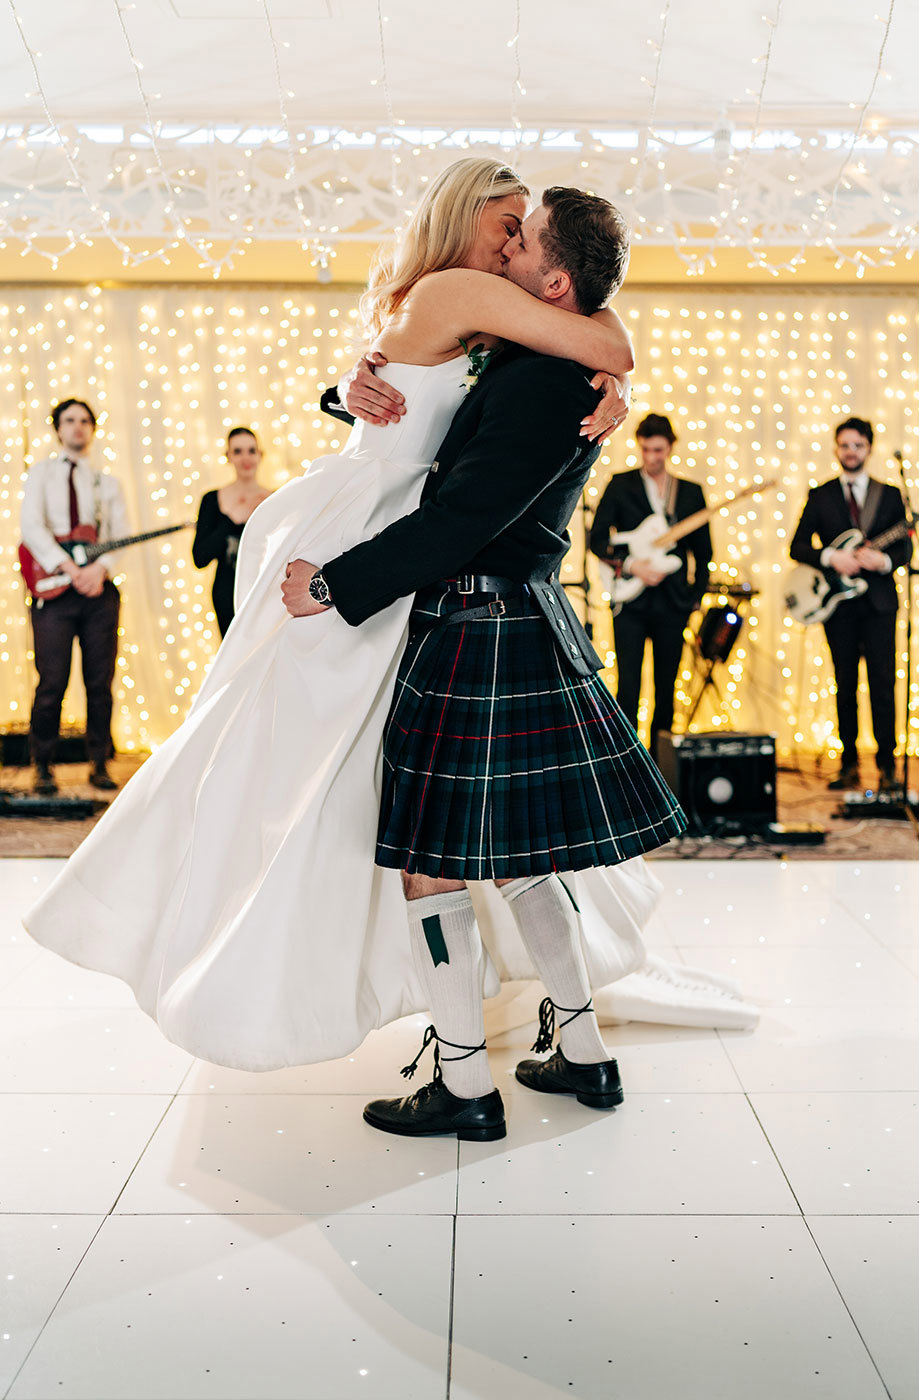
[320,346,604,675]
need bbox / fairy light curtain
[0,282,917,758]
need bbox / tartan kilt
[376,583,687,879]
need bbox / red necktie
[846,483,861,530]
[65,458,80,532]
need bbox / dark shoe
[827,764,860,791]
[516,1046,624,1110]
[89,764,117,791]
[363,1080,506,1141]
[363,1023,506,1141]
[877,768,901,794]
[33,763,58,795]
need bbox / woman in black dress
[193,427,272,637]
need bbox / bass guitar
[784,519,914,626]
[597,479,777,607]
[19,522,193,602]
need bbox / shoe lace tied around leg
[400,1024,487,1084]
[531,996,595,1054]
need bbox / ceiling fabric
[0,1,916,275]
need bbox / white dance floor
[1,856,917,1400]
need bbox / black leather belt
[439,599,531,625]
[449,573,523,596]
[419,575,532,630]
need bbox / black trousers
[613,597,689,748]
[29,581,120,766]
[823,595,897,770]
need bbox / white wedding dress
[25,359,756,1071]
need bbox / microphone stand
[893,450,919,834]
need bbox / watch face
[309,572,331,605]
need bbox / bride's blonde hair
[360,158,530,338]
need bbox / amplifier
[657,732,777,835]
[1,728,88,767]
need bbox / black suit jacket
[320,347,605,674]
[789,475,910,614]
[588,468,712,613]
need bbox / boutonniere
[459,338,497,393]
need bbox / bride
[25,159,755,1071]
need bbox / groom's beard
[502,261,548,302]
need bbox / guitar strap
[665,474,679,526]
[859,478,883,540]
[92,471,105,538]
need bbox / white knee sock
[405,890,495,1099]
[501,875,610,1064]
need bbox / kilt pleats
[377,585,686,878]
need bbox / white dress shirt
[20,452,130,578]
[819,470,892,573]
[641,469,672,516]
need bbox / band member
[19,399,130,795]
[589,413,712,757]
[192,427,272,638]
[790,417,910,791]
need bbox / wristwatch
[308,569,335,608]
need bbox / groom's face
[500,205,558,302]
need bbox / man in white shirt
[20,399,130,794]
[588,414,712,759]
[790,417,910,791]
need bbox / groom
[284,186,685,1142]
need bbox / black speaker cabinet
[1,728,90,767]
[657,732,777,835]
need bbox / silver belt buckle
[457,574,475,595]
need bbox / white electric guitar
[784,519,913,625]
[597,480,777,607]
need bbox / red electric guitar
[19,521,193,602]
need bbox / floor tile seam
[0,1211,108,1218]
[802,1210,919,1218]
[671,943,915,959]
[0,954,44,995]
[829,891,887,928]
[3,1086,916,1098]
[2,1209,828,1221]
[740,1092,807,1219]
[445,1199,458,1400]
[1,1213,107,1400]
[107,1085,189,1216]
[715,1029,753,1091]
[0,1087,785,1098]
[101,1208,812,1219]
[0,1090,188,1096]
[721,1088,919,1095]
[800,1214,894,1400]
[440,1209,813,1219]
[883,945,919,983]
[65,1209,462,1220]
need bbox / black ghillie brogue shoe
[827,764,860,791]
[362,1025,506,1142]
[33,763,57,795]
[515,997,624,1110]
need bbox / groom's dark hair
[539,187,630,314]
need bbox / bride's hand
[581,371,631,443]
[341,351,406,426]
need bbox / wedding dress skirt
[25,359,756,1071]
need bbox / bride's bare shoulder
[409,268,498,305]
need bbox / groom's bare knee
[402,872,466,902]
